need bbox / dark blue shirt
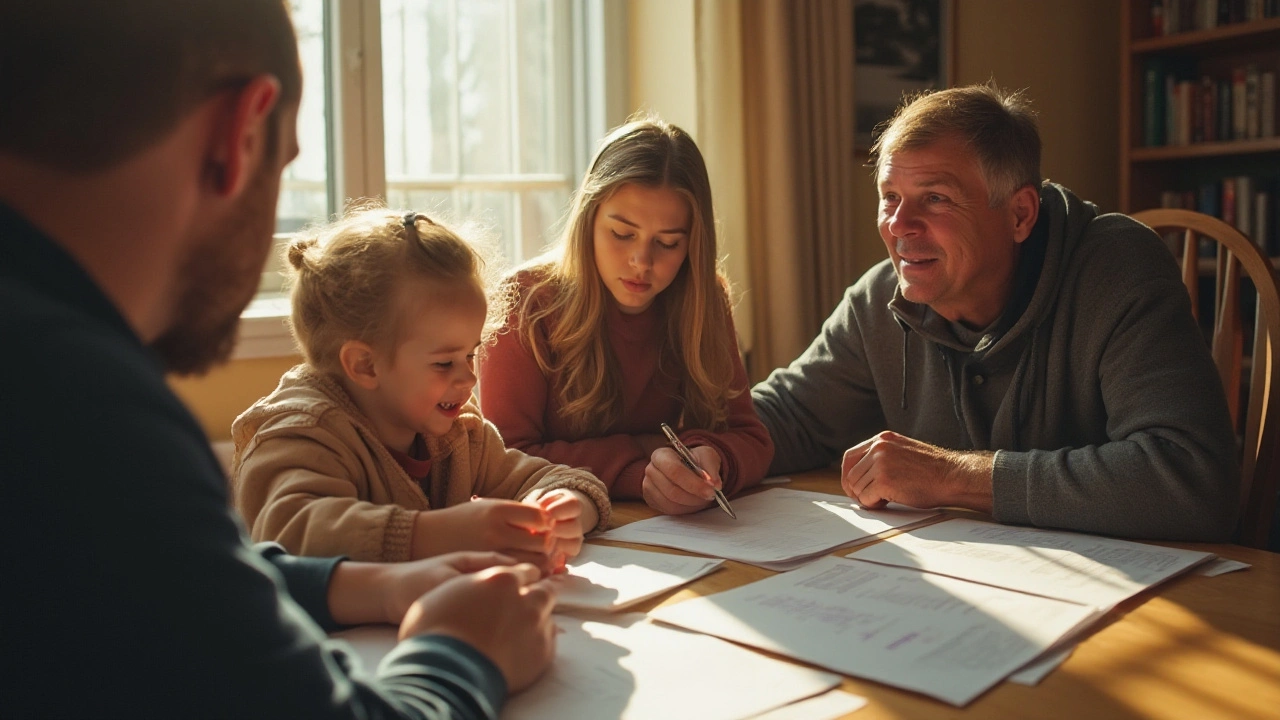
[0,202,505,719]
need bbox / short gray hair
[870,81,1042,206]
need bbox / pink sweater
[479,271,774,498]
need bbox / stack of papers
[651,556,1102,706]
[651,518,1217,705]
[551,544,724,612]
[597,488,940,570]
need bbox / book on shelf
[1236,175,1253,236]
[1245,65,1261,140]
[1233,67,1248,140]
[1256,191,1272,255]
[1263,71,1276,138]
[1223,176,1238,227]
[1201,75,1217,142]
[1144,57,1167,146]
[1154,174,1280,256]
[1153,0,1280,35]
[1141,62,1276,148]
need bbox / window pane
[516,0,561,174]
[278,0,330,233]
[387,188,455,218]
[458,0,513,175]
[458,191,516,260]
[383,0,456,177]
[519,189,570,258]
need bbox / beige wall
[954,0,1120,211]
[170,355,299,441]
[851,0,1122,275]
[627,0,754,349]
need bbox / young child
[479,115,774,516]
[232,206,610,572]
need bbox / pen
[659,423,737,519]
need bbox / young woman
[480,115,773,515]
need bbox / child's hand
[413,499,556,573]
[528,489,596,573]
[642,445,723,515]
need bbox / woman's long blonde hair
[511,114,739,437]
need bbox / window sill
[233,294,297,360]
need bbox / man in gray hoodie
[752,83,1238,542]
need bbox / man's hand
[841,431,994,512]
[399,564,558,693]
[327,551,523,626]
[641,445,722,515]
[412,499,556,574]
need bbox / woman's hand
[641,445,723,515]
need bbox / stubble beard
[152,164,277,376]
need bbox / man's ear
[339,340,380,390]
[206,75,281,198]
[1009,185,1040,244]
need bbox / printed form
[651,556,1101,706]
[845,519,1215,610]
[598,488,940,570]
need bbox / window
[381,0,574,262]
[241,0,622,359]
[277,0,333,237]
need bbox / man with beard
[752,83,1239,542]
[0,2,557,718]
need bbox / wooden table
[598,469,1280,720]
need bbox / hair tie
[403,212,436,233]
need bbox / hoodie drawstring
[1007,325,1040,452]
[901,327,910,410]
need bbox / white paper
[1197,557,1251,577]
[846,519,1214,610]
[651,556,1101,707]
[507,615,840,720]
[336,616,842,720]
[1007,645,1073,685]
[598,488,939,569]
[550,544,724,612]
[330,624,398,672]
[746,689,868,719]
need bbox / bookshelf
[1119,0,1280,262]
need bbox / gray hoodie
[753,182,1239,542]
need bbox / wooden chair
[1131,209,1279,549]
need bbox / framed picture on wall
[854,0,954,150]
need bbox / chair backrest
[1131,208,1279,549]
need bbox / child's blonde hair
[285,202,513,378]
[509,113,739,437]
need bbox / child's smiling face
[364,278,488,451]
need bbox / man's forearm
[945,450,995,513]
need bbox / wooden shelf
[1131,16,1280,54]
[1130,137,1280,162]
